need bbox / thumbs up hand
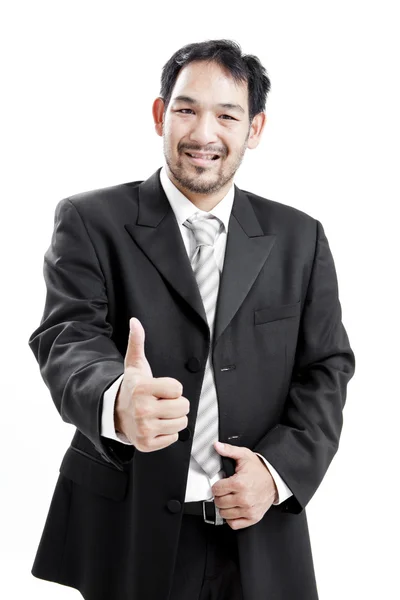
[114,318,190,452]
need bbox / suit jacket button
[186,357,201,372]
[178,427,191,442]
[167,499,182,514]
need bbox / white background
[1,1,399,598]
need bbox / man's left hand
[211,441,278,530]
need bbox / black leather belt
[183,499,226,525]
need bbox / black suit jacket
[28,167,355,600]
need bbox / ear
[152,97,165,137]
[247,112,267,150]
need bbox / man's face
[159,61,254,195]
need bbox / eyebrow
[172,95,245,115]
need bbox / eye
[175,109,237,121]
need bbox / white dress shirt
[101,164,293,506]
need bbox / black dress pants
[168,512,244,600]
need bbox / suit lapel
[214,188,276,344]
[124,168,207,329]
[124,168,276,345]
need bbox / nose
[188,112,219,147]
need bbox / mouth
[184,152,221,166]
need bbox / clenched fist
[114,317,190,452]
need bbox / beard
[163,131,249,195]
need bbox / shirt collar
[159,164,235,233]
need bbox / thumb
[124,317,146,369]
[214,441,249,460]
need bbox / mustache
[179,146,226,157]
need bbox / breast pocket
[254,301,301,325]
[59,446,129,502]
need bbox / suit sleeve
[253,219,356,514]
[28,197,134,470]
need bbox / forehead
[170,60,248,111]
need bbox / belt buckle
[202,500,224,526]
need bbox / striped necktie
[183,213,224,479]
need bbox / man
[28,39,356,600]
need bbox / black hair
[159,39,271,123]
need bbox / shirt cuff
[255,452,293,505]
[101,374,132,445]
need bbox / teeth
[188,153,216,160]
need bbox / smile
[184,153,220,166]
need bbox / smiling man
[28,39,355,600]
